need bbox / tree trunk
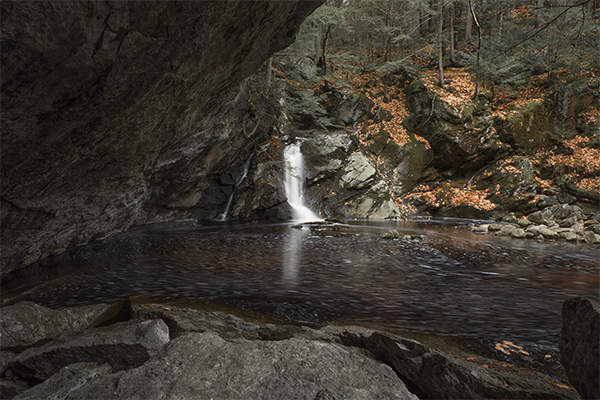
[438,0,444,87]
[465,4,473,42]
[316,22,331,75]
[266,56,273,86]
[450,2,455,62]
[535,0,544,28]
[498,6,503,40]
[468,0,481,95]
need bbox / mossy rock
[403,79,500,172]
[496,101,553,154]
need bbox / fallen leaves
[494,340,530,356]
[422,68,477,111]
[549,382,575,390]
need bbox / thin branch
[491,0,591,61]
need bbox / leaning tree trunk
[468,0,481,95]
[438,0,444,87]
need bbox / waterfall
[283,143,321,222]
[218,157,252,221]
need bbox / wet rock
[403,235,427,244]
[558,192,576,204]
[582,231,600,244]
[471,225,489,233]
[338,152,377,190]
[559,231,579,242]
[558,216,578,228]
[14,362,112,400]
[404,80,500,172]
[526,224,546,236]
[502,212,519,223]
[538,226,559,239]
[488,224,503,232]
[495,224,517,236]
[0,301,127,350]
[510,228,527,238]
[528,211,551,225]
[548,204,583,221]
[584,224,600,235]
[335,330,578,400]
[537,195,559,209]
[133,305,262,340]
[559,297,600,400]
[0,378,29,399]
[379,230,400,240]
[304,131,356,182]
[321,87,373,126]
[39,332,417,400]
[518,218,533,228]
[12,319,169,381]
[472,157,538,213]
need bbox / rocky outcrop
[473,204,600,244]
[403,80,502,174]
[559,297,600,400]
[12,318,169,381]
[1,0,323,276]
[2,302,579,400]
[0,301,129,350]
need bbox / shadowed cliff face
[1,1,323,275]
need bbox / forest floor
[330,57,600,215]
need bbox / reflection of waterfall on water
[283,143,321,222]
[282,227,309,288]
[218,157,252,221]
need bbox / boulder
[582,231,600,244]
[379,230,400,240]
[321,87,373,126]
[558,192,576,204]
[403,80,500,172]
[0,301,128,350]
[11,319,169,381]
[537,195,559,209]
[338,151,377,190]
[518,218,533,228]
[548,204,583,221]
[528,211,552,225]
[473,157,538,213]
[495,224,516,236]
[510,228,527,238]
[559,297,600,400]
[13,362,112,400]
[1,378,30,399]
[559,231,579,242]
[334,329,578,399]
[28,332,418,400]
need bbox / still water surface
[3,219,598,380]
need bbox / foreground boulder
[0,301,128,350]
[559,297,600,400]
[331,327,577,400]
[19,332,416,400]
[3,303,580,400]
[11,319,169,381]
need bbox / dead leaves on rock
[495,340,530,356]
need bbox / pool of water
[2,218,598,381]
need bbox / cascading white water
[283,143,321,222]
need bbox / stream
[2,218,598,381]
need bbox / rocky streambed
[472,204,600,244]
[1,299,597,400]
